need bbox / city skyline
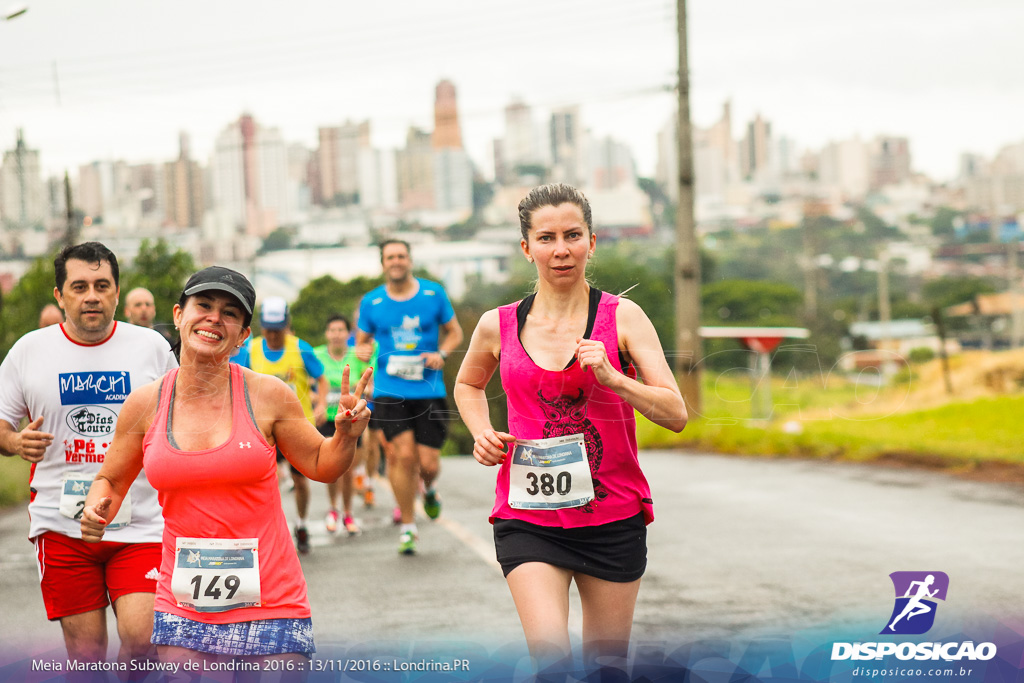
[1,0,1022,181]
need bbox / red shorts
[33,531,162,621]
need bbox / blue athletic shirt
[358,278,455,399]
[232,337,325,379]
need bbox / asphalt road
[1,451,1022,670]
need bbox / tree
[855,206,898,239]
[289,274,384,345]
[119,239,197,328]
[260,227,292,253]
[588,245,675,353]
[701,279,803,327]
[930,207,961,238]
[472,179,495,214]
[922,276,997,310]
[0,253,58,359]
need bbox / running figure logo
[881,571,949,635]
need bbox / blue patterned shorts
[152,611,315,657]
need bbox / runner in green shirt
[314,314,378,535]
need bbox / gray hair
[517,183,593,241]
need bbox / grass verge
[637,373,1024,477]
[0,456,31,507]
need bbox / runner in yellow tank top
[244,297,328,554]
[250,334,316,423]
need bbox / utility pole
[1009,236,1022,348]
[877,250,891,349]
[64,171,76,247]
[15,129,27,231]
[675,0,702,413]
[802,212,818,322]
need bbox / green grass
[0,455,32,506]
[637,373,1024,467]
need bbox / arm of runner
[0,417,54,463]
[577,298,686,432]
[269,367,370,482]
[313,374,329,426]
[80,384,157,542]
[454,309,514,466]
[423,312,464,370]
[300,341,329,426]
[354,328,375,363]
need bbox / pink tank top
[492,290,653,528]
[143,364,311,623]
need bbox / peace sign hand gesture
[334,366,373,439]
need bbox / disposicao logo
[881,571,948,635]
[831,571,997,663]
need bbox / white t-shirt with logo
[0,322,178,542]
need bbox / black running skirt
[493,512,647,583]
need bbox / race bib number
[508,434,594,510]
[171,538,261,613]
[59,473,132,530]
[385,354,425,381]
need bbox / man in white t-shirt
[0,242,177,664]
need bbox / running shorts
[372,396,449,449]
[367,400,384,431]
[492,512,647,583]
[34,531,161,621]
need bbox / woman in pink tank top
[455,184,687,674]
[79,267,372,670]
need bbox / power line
[0,5,673,106]
[0,0,671,75]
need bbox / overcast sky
[1,0,1021,182]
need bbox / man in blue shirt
[356,240,463,555]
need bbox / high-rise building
[503,97,546,174]
[164,132,204,228]
[590,136,635,191]
[433,80,462,149]
[77,161,111,220]
[46,175,67,226]
[397,127,435,212]
[0,129,46,231]
[286,143,312,216]
[818,137,870,200]
[869,136,912,189]
[429,80,472,217]
[740,113,772,181]
[492,138,508,186]
[211,113,294,236]
[965,141,1024,214]
[130,163,162,219]
[434,148,472,215]
[550,106,586,186]
[359,148,399,211]
[656,114,678,202]
[317,121,370,205]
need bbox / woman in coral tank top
[455,184,687,673]
[80,266,371,671]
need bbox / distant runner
[357,239,463,555]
